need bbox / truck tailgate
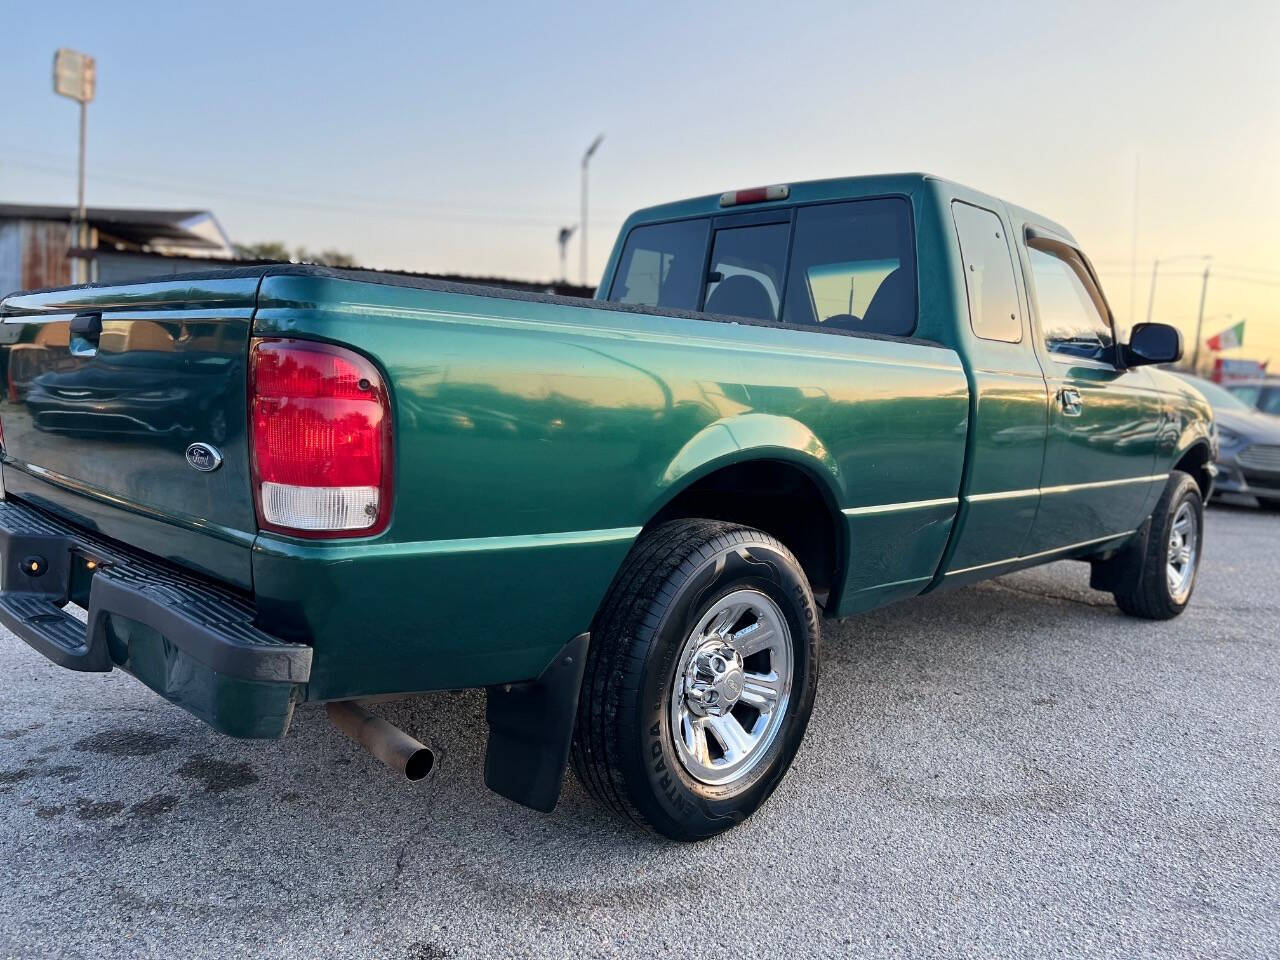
[0,276,259,589]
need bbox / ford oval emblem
[185,442,224,473]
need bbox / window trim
[604,192,920,340]
[1023,227,1120,369]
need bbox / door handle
[1059,387,1083,417]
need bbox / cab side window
[1027,243,1115,363]
[952,202,1021,343]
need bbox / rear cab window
[782,198,916,336]
[608,219,709,309]
[703,222,790,321]
[606,196,917,337]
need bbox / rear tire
[1113,470,1203,620]
[571,519,820,841]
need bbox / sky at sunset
[4,0,1277,365]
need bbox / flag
[1206,320,1245,351]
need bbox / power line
[1094,259,1280,280]
[1095,268,1280,288]
[1,156,624,229]
[5,147,629,219]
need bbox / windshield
[1175,374,1252,411]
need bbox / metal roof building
[0,203,235,295]
[0,202,595,300]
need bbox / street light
[580,134,604,286]
[52,48,96,284]
[1145,253,1211,325]
[557,225,576,284]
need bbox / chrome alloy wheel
[669,589,794,786]
[1166,500,1199,604]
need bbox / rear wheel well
[644,460,842,603]
[1173,443,1212,498]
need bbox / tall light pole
[53,49,96,284]
[580,134,604,286]
[1145,253,1210,325]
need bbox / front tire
[1113,470,1203,620]
[572,519,820,841]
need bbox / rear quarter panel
[250,276,969,699]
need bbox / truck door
[1020,232,1162,554]
[941,201,1050,581]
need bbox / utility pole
[53,49,96,284]
[580,134,604,287]
[1190,263,1212,375]
[1146,253,1210,327]
[1129,155,1139,329]
[1145,259,1160,325]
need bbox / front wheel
[571,519,820,841]
[1113,470,1204,619]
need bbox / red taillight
[250,338,392,538]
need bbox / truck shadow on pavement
[2,520,1273,954]
[3,564,1099,837]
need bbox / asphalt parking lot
[1,501,1277,960]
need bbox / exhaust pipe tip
[327,701,436,783]
[404,746,434,782]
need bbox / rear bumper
[0,497,310,738]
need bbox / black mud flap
[483,632,589,813]
[1089,518,1151,594]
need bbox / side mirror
[1125,322,1183,367]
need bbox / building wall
[0,223,19,296]
[0,220,72,296]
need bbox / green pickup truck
[0,174,1214,840]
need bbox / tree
[295,247,359,268]
[234,241,292,261]
[233,242,359,267]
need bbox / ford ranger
[0,174,1214,840]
